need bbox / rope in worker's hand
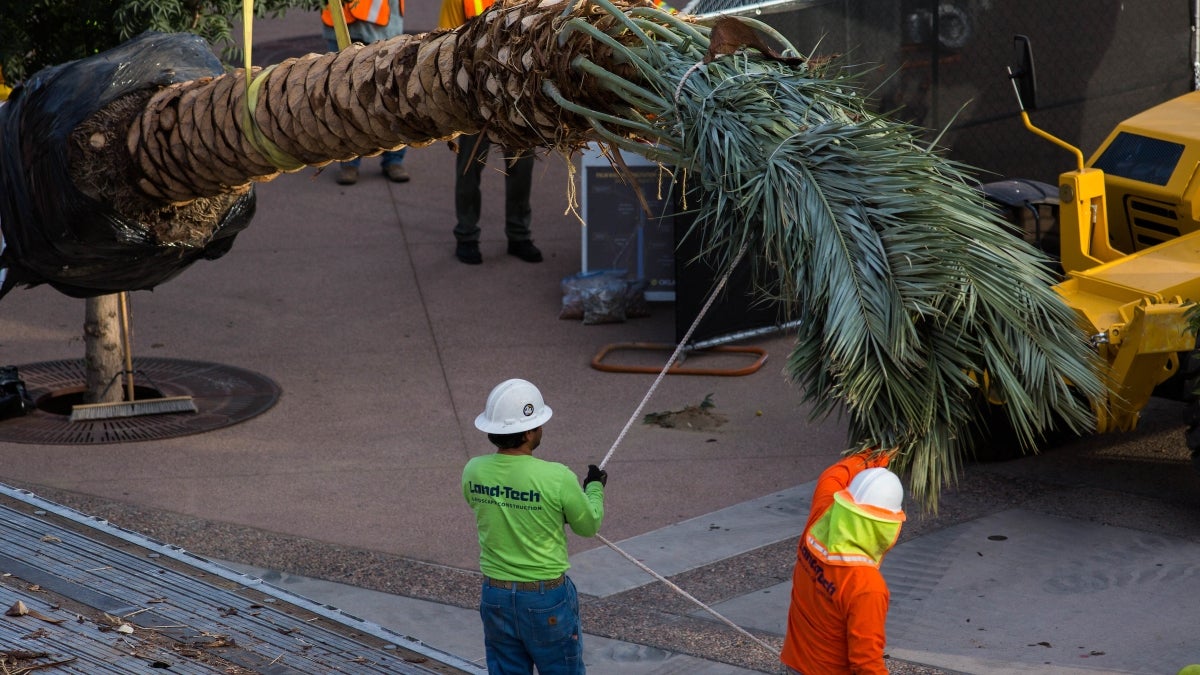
[591,243,781,658]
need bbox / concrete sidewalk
[225,473,1200,674]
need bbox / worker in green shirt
[463,378,607,674]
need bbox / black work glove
[583,464,607,489]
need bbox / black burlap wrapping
[0,32,255,299]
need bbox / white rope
[674,61,707,104]
[592,242,780,658]
[596,242,749,472]
[595,533,780,657]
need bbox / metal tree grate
[0,358,281,445]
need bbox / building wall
[743,0,1191,183]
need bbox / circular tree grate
[0,358,281,445]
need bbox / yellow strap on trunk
[329,0,352,50]
[240,0,304,171]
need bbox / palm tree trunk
[75,0,625,211]
[83,294,124,404]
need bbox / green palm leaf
[550,2,1107,506]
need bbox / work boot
[456,241,483,265]
[507,240,543,263]
[336,165,359,185]
[384,164,411,183]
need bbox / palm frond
[548,0,1108,507]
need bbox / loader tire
[1179,350,1200,473]
[970,396,1028,462]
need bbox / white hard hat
[474,379,553,434]
[848,468,904,513]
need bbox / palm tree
[1,0,1106,504]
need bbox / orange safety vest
[322,0,394,27]
[464,0,494,19]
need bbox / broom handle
[118,292,135,402]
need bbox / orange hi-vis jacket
[781,455,905,675]
[322,0,399,27]
[463,0,494,19]
[438,0,492,31]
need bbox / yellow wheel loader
[982,36,1200,467]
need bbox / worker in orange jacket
[322,0,410,185]
[781,452,906,675]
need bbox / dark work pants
[453,134,535,244]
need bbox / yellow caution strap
[240,0,304,171]
[329,0,352,51]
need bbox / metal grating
[1127,197,1182,248]
[680,0,825,19]
[0,358,281,445]
[1092,131,1184,187]
[0,484,479,673]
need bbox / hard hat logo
[475,379,554,434]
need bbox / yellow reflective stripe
[364,0,386,22]
[805,533,876,566]
[465,0,487,18]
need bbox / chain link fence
[686,0,1193,184]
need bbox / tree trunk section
[83,294,125,404]
[101,0,625,206]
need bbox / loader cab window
[1093,132,1183,186]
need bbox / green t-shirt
[462,453,605,581]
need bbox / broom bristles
[69,396,197,423]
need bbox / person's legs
[519,578,584,675]
[381,148,407,167]
[503,150,541,262]
[502,151,534,242]
[454,134,489,243]
[454,134,489,263]
[480,581,535,675]
[381,147,409,182]
[335,155,362,184]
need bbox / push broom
[69,292,197,422]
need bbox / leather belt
[485,575,566,591]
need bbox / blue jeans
[340,148,405,169]
[479,576,584,675]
